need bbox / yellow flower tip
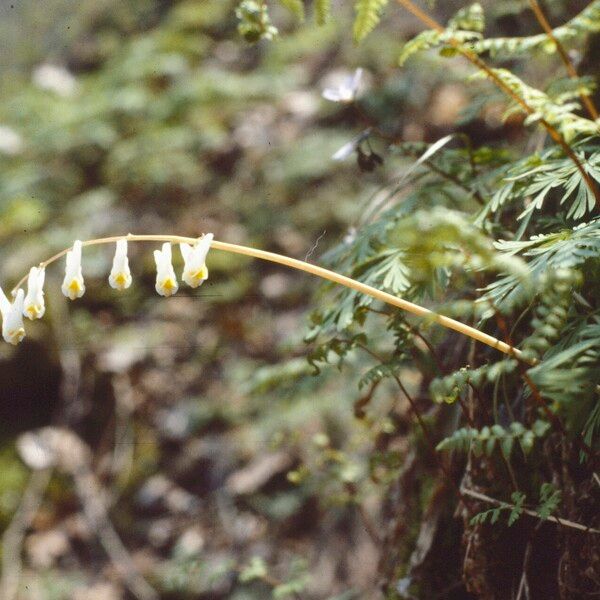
[25,304,43,320]
[111,272,131,291]
[158,278,178,297]
[185,265,208,288]
[8,327,25,345]
[64,278,85,300]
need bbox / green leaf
[508,492,525,526]
[537,483,561,519]
[500,436,514,458]
[353,0,389,43]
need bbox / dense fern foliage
[235,1,600,597]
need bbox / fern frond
[278,0,305,22]
[448,3,485,33]
[471,491,526,527]
[353,0,389,43]
[436,420,550,457]
[472,68,600,142]
[430,360,518,405]
[473,0,600,58]
[398,29,482,66]
[315,0,331,25]
[359,361,404,390]
[485,217,600,309]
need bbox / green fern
[473,0,600,58]
[472,68,600,142]
[398,29,482,66]
[448,3,485,33]
[278,0,305,22]
[520,269,581,363]
[353,0,389,43]
[430,360,518,405]
[436,420,550,457]
[359,361,405,390]
[314,0,331,25]
[471,491,525,527]
[485,217,600,310]
[537,483,561,520]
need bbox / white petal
[2,289,26,345]
[350,68,363,94]
[62,241,85,300]
[194,233,213,265]
[0,286,10,317]
[154,243,178,296]
[180,242,193,264]
[322,89,344,102]
[109,240,132,290]
[24,266,46,319]
[332,140,357,161]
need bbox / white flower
[332,129,372,161]
[23,267,46,320]
[0,287,26,345]
[32,64,77,97]
[154,243,178,297]
[180,233,213,288]
[109,239,132,291]
[0,125,24,156]
[322,68,363,103]
[332,139,358,161]
[61,240,85,300]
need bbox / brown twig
[528,0,599,120]
[461,486,600,534]
[0,469,53,600]
[394,0,600,207]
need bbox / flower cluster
[0,234,213,345]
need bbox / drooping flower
[23,266,46,320]
[0,287,26,345]
[154,242,178,297]
[61,240,85,300]
[332,128,372,161]
[109,239,132,291]
[322,68,363,103]
[180,233,214,288]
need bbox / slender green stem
[11,233,525,361]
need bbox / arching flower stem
[11,233,525,361]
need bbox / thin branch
[9,233,526,360]
[460,486,600,534]
[423,159,485,205]
[394,0,600,207]
[528,0,599,120]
